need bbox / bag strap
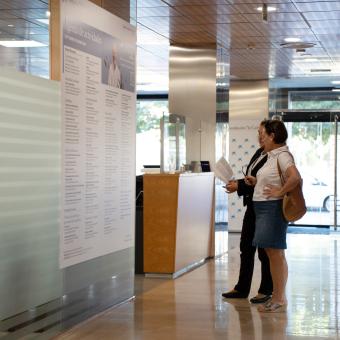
[277,158,285,186]
[277,150,298,187]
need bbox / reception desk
[143,172,215,277]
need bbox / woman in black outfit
[222,121,273,303]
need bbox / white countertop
[179,172,214,177]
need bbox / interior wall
[0,69,134,330]
[169,46,216,167]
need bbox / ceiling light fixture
[36,18,49,25]
[284,37,301,43]
[7,24,14,27]
[256,6,276,12]
[46,11,51,17]
[0,40,47,48]
[331,80,340,85]
[303,58,318,62]
[280,42,316,50]
[332,88,340,92]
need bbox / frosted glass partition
[0,70,61,319]
[0,70,134,337]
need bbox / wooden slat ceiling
[136,0,340,86]
[0,0,339,87]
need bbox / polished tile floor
[57,232,340,339]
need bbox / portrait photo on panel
[101,36,135,93]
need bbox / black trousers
[234,203,273,296]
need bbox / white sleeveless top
[253,145,294,201]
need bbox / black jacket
[237,148,268,206]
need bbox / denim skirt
[252,200,288,249]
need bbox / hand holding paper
[214,157,234,184]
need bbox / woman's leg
[258,247,273,295]
[265,248,288,304]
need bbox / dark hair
[264,120,288,144]
[259,118,268,126]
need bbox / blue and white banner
[228,120,259,232]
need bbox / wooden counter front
[143,173,214,275]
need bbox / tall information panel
[60,0,136,268]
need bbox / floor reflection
[57,233,340,339]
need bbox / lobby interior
[0,0,340,339]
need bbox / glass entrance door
[275,111,337,227]
[334,114,340,230]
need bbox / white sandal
[258,301,287,313]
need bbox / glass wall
[136,99,168,174]
[215,116,228,226]
[289,91,340,110]
[270,87,340,227]
[0,69,134,339]
[270,88,340,111]
[161,113,186,172]
[285,120,333,226]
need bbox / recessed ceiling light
[256,6,276,12]
[294,57,318,63]
[7,24,14,27]
[0,40,47,47]
[331,80,340,85]
[303,58,318,62]
[284,37,301,43]
[36,18,49,25]
[332,89,340,92]
[46,11,51,18]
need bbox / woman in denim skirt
[246,120,301,313]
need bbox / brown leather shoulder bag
[277,152,307,222]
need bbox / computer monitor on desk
[143,165,160,169]
[200,161,211,172]
[142,165,160,174]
